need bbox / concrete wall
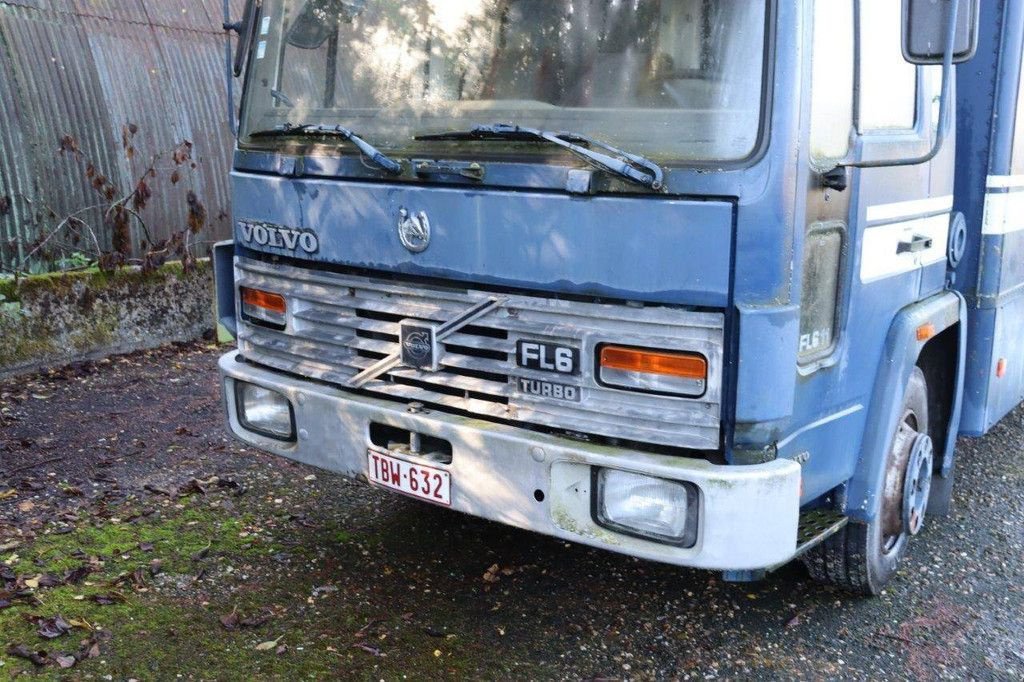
[0,262,213,378]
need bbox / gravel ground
[0,343,1021,680]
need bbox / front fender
[844,291,965,523]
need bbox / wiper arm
[251,123,402,175]
[416,123,664,190]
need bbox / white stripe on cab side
[982,191,1024,235]
[985,174,1024,189]
[865,195,953,224]
[860,213,949,284]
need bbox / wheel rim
[879,408,922,556]
[902,434,934,536]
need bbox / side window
[809,0,854,164]
[858,0,918,132]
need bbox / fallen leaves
[221,606,274,631]
[31,614,73,639]
[61,564,93,585]
[482,563,515,586]
[0,489,17,500]
[91,591,127,605]
[254,635,284,651]
[7,644,49,667]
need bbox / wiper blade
[416,123,664,190]
[251,123,402,175]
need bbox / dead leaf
[17,500,35,512]
[482,563,501,584]
[220,608,240,631]
[0,489,17,500]
[92,592,126,605]
[255,635,284,651]
[37,574,61,588]
[35,614,72,639]
[55,654,77,669]
[353,642,383,657]
[6,643,48,666]
[149,559,163,577]
[67,617,93,631]
[62,565,92,585]
[179,479,207,496]
[138,542,154,552]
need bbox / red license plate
[367,450,451,506]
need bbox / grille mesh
[236,258,725,449]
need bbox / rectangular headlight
[598,345,707,397]
[594,468,698,547]
[240,286,287,329]
[236,382,294,440]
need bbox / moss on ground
[0,495,521,680]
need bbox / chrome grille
[235,258,725,449]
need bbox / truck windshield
[241,0,768,163]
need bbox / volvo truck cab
[215,0,1021,595]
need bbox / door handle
[897,233,933,254]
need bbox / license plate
[367,450,451,506]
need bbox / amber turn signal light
[240,286,287,328]
[598,346,707,397]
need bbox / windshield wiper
[416,123,664,190]
[251,123,402,175]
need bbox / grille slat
[237,258,725,450]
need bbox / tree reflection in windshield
[245,0,767,162]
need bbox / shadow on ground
[0,343,1020,679]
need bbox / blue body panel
[955,0,1024,435]
[232,173,735,308]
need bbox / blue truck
[213,0,1022,594]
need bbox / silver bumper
[219,352,801,571]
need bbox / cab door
[785,0,953,503]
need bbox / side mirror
[902,0,979,64]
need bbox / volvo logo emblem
[402,331,432,361]
[397,208,430,253]
[399,321,441,371]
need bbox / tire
[803,367,929,595]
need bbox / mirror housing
[902,0,979,64]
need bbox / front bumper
[219,352,801,571]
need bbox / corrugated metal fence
[0,0,244,270]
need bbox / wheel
[803,367,930,595]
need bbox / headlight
[598,345,707,397]
[240,286,287,329]
[236,382,295,440]
[594,468,699,547]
